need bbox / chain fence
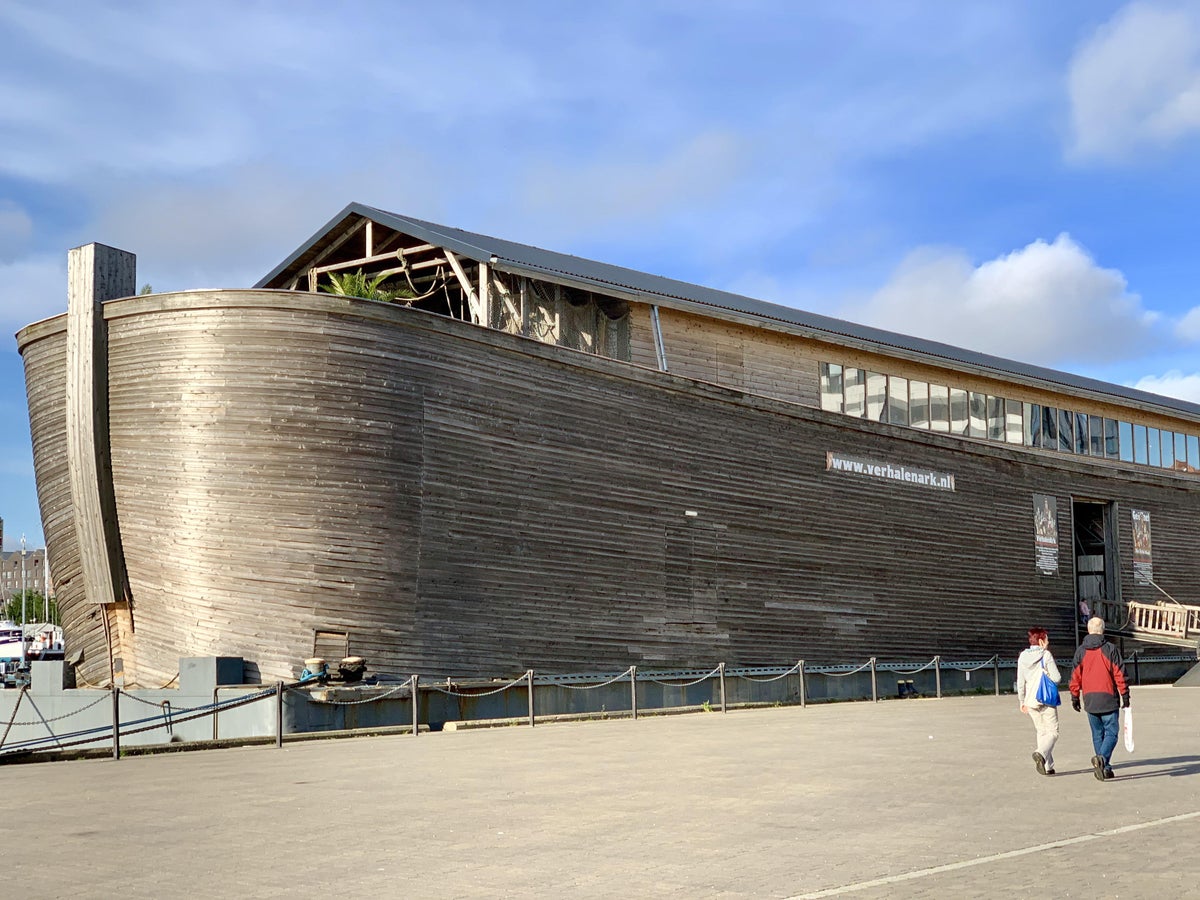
[0,649,1189,760]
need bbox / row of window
[818,363,1200,474]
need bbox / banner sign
[1132,509,1153,585]
[825,452,955,491]
[1033,494,1058,575]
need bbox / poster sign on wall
[1033,494,1058,575]
[1132,509,1153,585]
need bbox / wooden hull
[18,291,1200,683]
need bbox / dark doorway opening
[1072,500,1119,639]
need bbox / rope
[945,656,999,673]
[887,659,937,675]
[288,684,410,706]
[734,661,802,683]
[643,665,723,688]
[544,667,634,690]
[823,659,875,678]
[426,674,527,698]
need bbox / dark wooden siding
[19,291,1200,683]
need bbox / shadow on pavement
[1111,755,1200,780]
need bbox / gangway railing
[1095,596,1200,646]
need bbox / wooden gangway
[1094,598,1200,649]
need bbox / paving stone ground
[5,684,1199,899]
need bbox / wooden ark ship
[16,203,1200,687]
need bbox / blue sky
[3,1,1200,550]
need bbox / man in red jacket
[1069,617,1131,781]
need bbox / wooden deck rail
[1095,599,1200,643]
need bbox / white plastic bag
[1123,706,1135,753]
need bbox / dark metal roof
[258,202,1200,421]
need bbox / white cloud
[1175,305,1200,341]
[845,234,1160,367]
[1068,3,1200,162]
[1131,370,1200,403]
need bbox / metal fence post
[275,681,284,749]
[718,662,727,714]
[630,666,638,720]
[870,657,877,703]
[799,659,806,708]
[934,656,942,699]
[527,669,535,728]
[993,655,1000,696]
[111,686,121,760]
[411,674,420,737]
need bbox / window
[1147,428,1161,467]
[929,384,950,432]
[1075,413,1090,456]
[1133,424,1148,464]
[1119,421,1134,462]
[987,397,1005,440]
[910,381,930,429]
[1162,431,1176,469]
[1089,415,1104,457]
[968,392,987,438]
[1188,434,1199,472]
[1175,432,1187,470]
[887,376,909,426]
[820,363,844,412]
[949,388,968,435]
[1005,399,1023,444]
[844,368,865,418]
[866,372,887,421]
[1058,408,1074,453]
[1105,419,1119,459]
[1025,403,1039,446]
[1041,406,1058,450]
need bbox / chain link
[4,692,110,727]
[544,667,635,690]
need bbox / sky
[3,1,1200,550]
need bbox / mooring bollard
[870,657,878,703]
[934,655,942,699]
[411,674,420,737]
[527,669,535,728]
[111,685,121,761]
[799,659,806,708]
[630,666,638,720]
[993,655,1000,696]
[718,662,727,714]
[275,681,284,749]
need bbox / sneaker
[1033,752,1047,776]
[1092,755,1106,782]
[1104,768,1115,779]
[1046,769,1056,776]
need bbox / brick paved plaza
[6,685,1199,898]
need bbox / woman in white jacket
[1016,627,1061,776]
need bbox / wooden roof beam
[446,250,486,325]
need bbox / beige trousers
[1027,704,1060,770]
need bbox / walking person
[1016,627,1061,776]
[1069,617,1131,782]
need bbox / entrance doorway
[1072,500,1119,634]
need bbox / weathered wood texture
[19,291,1200,684]
[66,243,135,609]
